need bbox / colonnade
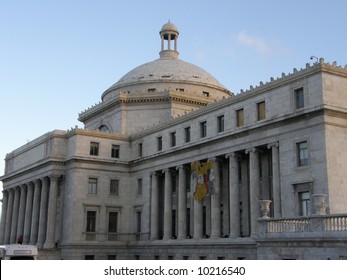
[0,175,62,248]
[149,143,281,240]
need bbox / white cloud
[236,31,291,55]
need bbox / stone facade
[1,23,347,260]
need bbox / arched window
[98,125,109,132]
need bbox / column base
[43,240,56,249]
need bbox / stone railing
[258,214,347,238]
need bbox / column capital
[225,152,240,159]
[267,142,279,149]
[176,164,187,171]
[49,174,61,182]
[245,147,261,154]
[162,168,173,174]
[150,171,158,177]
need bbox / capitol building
[1,22,347,260]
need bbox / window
[111,144,120,158]
[136,211,142,233]
[157,136,163,151]
[257,101,266,120]
[184,126,191,143]
[108,212,118,233]
[90,142,99,156]
[299,191,310,216]
[200,121,207,138]
[297,141,308,166]
[137,178,142,196]
[170,132,176,147]
[138,143,143,157]
[203,91,210,97]
[217,115,224,133]
[236,108,244,127]
[88,178,98,195]
[110,179,119,196]
[98,125,109,132]
[86,211,96,232]
[295,87,304,109]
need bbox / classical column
[23,182,34,244]
[210,158,221,238]
[226,153,240,238]
[193,198,203,239]
[30,180,41,244]
[177,165,187,239]
[0,190,9,243]
[10,187,20,243]
[37,177,49,248]
[162,169,172,240]
[150,172,159,240]
[4,189,14,244]
[16,185,27,241]
[268,142,281,218]
[246,148,261,236]
[44,175,59,249]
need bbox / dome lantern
[159,21,179,59]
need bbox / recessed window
[203,91,210,97]
[184,126,191,143]
[170,132,176,147]
[98,125,109,132]
[236,108,244,127]
[111,145,120,158]
[90,142,99,156]
[136,211,142,233]
[299,191,310,216]
[148,88,156,92]
[157,136,163,151]
[88,178,98,195]
[138,143,143,157]
[217,115,224,133]
[200,121,207,138]
[294,87,304,109]
[108,212,118,233]
[110,179,119,196]
[86,211,96,232]
[137,178,143,196]
[257,101,266,121]
[297,141,309,166]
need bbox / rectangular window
[157,136,163,151]
[297,141,308,166]
[236,108,244,127]
[203,91,210,97]
[295,87,304,109]
[88,178,98,195]
[90,142,99,156]
[136,211,142,233]
[108,212,118,233]
[86,211,96,232]
[200,121,207,138]
[137,178,142,196]
[217,115,224,133]
[257,101,266,120]
[138,143,143,157]
[170,132,176,147]
[110,179,119,196]
[299,191,310,216]
[184,126,191,143]
[111,144,120,158]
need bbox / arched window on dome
[98,125,109,132]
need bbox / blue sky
[0,0,346,193]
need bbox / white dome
[101,22,231,100]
